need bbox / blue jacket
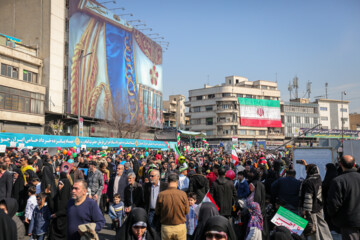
[235,179,249,199]
[28,205,51,235]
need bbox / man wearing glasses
[143,169,168,227]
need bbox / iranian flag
[231,144,239,166]
[202,191,219,210]
[238,98,281,127]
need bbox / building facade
[283,98,320,142]
[349,113,360,131]
[316,98,350,130]
[163,94,186,129]
[185,76,284,144]
[0,35,45,134]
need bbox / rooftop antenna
[306,81,312,99]
[325,82,328,99]
[288,81,293,100]
[293,76,299,99]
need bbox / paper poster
[271,206,308,236]
[60,162,73,174]
[0,145,6,153]
[10,141,16,148]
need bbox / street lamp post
[341,91,346,148]
[78,50,92,136]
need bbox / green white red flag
[238,98,281,127]
[231,144,239,166]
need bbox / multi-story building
[349,113,360,131]
[185,75,284,144]
[163,95,186,129]
[283,98,320,143]
[0,34,45,134]
[0,0,67,134]
[315,98,350,130]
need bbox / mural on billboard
[68,0,163,128]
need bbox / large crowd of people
[0,146,359,240]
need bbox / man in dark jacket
[300,163,332,239]
[107,164,128,202]
[210,167,237,218]
[124,172,144,213]
[0,162,12,200]
[271,169,301,214]
[327,155,360,240]
[143,169,167,227]
[189,167,209,204]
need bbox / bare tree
[98,93,149,139]
[48,120,64,135]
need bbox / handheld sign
[271,206,308,236]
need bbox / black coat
[0,170,13,200]
[189,174,209,204]
[107,173,128,202]
[143,181,168,212]
[124,182,144,208]
[327,169,360,228]
[41,162,56,198]
[210,176,237,217]
[49,173,72,240]
[0,209,17,239]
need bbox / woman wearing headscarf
[0,198,26,240]
[11,168,27,212]
[192,202,219,240]
[48,172,72,240]
[322,163,338,233]
[245,201,263,240]
[200,215,237,240]
[270,226,293,240]
[116,207,159,240]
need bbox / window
[248,130,256,135]
[236,79,239,83]
[321,116,328,121]
[208,94,215,99]
[287,127,292,134]
[196,96,202,100]
[305,117,310,124]
[205,106,213,111]
[222,93,230,97]
[259,130,266,135]
[0,86,44,114]
[206,118,213,125]
[194,107,200,112]
[296,116,301,123]
[340,108,347,112]
[341,118,348,122]
[314,118,318,124]
[1,63,18,79]
[23,70,38,83]
[206,130,213,136]
[239,130,246,135]
[320,107,328,111]
[192,119,201,125]
[245,95,252,98]
[287,116,292,123]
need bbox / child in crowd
[186,192,198,240]
[25,186,37,224]
[109,193,125,232]
[28,193,51,240]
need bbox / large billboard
[68,0,163,128]
[238,98,281,127]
